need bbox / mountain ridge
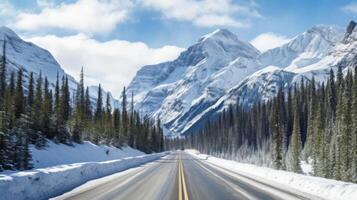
[0,26,119,107]
[127,21,356,136]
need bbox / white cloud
[0,1,17,18]
[26,34,184,97]
[250,32,290,52]
[15,0,133,34]
[140,0,261,28]
[341,2,357,13]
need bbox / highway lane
[54,151,321,200]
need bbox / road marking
[180,158,189,200]
[178,152,189,200]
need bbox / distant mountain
[127,21,356,136]
[0,26,118,107]
[258,25,343,71]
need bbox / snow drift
[0,152,167,200]
[30,140,143,168]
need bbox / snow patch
[30,140,143,168]
[0,152,167,200]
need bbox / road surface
[53,151,322,200]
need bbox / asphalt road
[54,151,322,200]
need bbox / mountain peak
[0,26,20,40]
[304,24,343,41]
[200,28,237,42]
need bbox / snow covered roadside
[0,152,167,200]
[186,150,357,200]
[30,140,144,168]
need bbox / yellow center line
[180,158,189,200]
[177,152,189,200]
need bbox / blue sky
[0,0,356,96]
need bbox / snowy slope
[292,21,357,82]
[0,26,78,92]
[178,66,302,134]
[0,152,167,200]
[0,26,119,106]
[30,141,143,168]
[258,25,343,71]
[127,29,261,136]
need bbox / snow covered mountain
[128,21,356,136]
[184,21,357,135]
[0,26,78,92]
[258,25,343,71]
[0,26,118,106]
[127,29,261,136]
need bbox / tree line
[171,65,357,183]
[0,42,164,171]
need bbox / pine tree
[12,115,33,170]
[313,85,326,177]
[128,91,135,147]
[0,41,6,107]
[157,117,164,151]
[60,76,71,122]
[340,71,353,181]
[271,89,284,169]
[14,69,24,119]
[27,72,34,111]
[113,108,121,147]
[55,73,60,113]
[286,88,293,153]
[32,72,43,131]
[289,98,302,173]
[95,84,103,122]
[333,70,345,180]
[104,93,112,144]
[84,87,92,122]
[72,69,86,143]
[41,78,53,138]
[351,66,357,183]
[121,87,128,138]
[94,84,103,143]
[0,110,11,170]
[328,69,337,119]
[53,73,60,134]
[2,72,14,129]
[55,76,71,144]
[305,77,316,161]
[8,72,15,96]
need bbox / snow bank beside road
[30,141,143,168]
[187,150,357,200]
[0,153,167,200]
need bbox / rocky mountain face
[128,21,356,136]
[0,26,118,107]
[127,29,262,136]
